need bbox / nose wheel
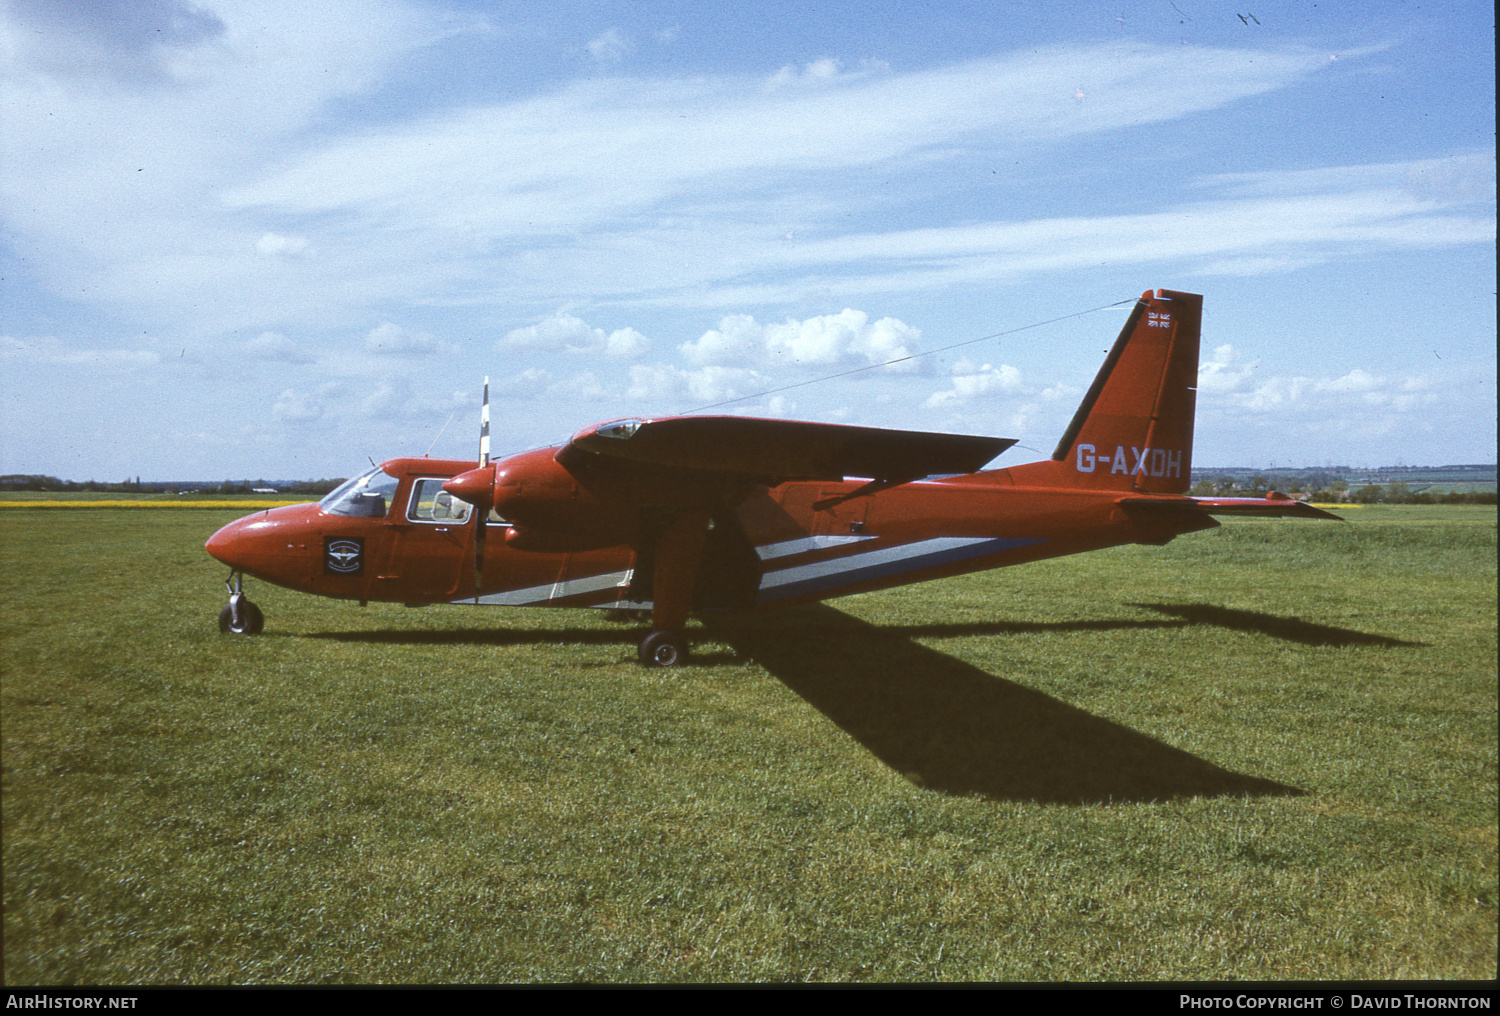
[218,571,265,635]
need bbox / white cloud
[586,28,630,62]
[256,233,310,257]
[206,41,1359,315]
[0,334,160,368]
[764,57,888,91]
[359,376,464,419]
[503,313,650,358]
[4,0,228,84]
[1316,368,1382,394]
[1199,153,1495,206]
[272,384,338,424]
[626,363,767,405]
[274,375,467,426]
[680,309,919,369]
[548,371,614,402]
[770,177,1495,294]
[924,359,1023,407]
[489,368,554,399]
[364,322,453,357]
[1197,354,1439,421]
[245,331,308,362]
[0,0,442,330]
[13,19,1471,340]
[1197,344,1261,393]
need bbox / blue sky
[2,0,1493,481]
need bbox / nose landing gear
[218,570,265,635]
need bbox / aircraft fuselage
[205,454,1217,614]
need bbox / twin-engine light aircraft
[206,289,1338,665]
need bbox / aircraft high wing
[206,289,1339,665]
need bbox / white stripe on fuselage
[755,534,876,560]
[457,568,632,606]
[450,534,1045,608]
[755,535,1045,603]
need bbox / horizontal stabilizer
[1119,494,1343,521]
[566,416,1014,484]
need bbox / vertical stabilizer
[1007,289,1201,492]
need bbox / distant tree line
[1344,483,1495,505]
[0,475,346,495]
[1188,475,1495,505]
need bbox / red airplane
[206,289,1338,665]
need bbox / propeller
[442,377,495,598]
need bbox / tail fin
[1005,289,1201,493]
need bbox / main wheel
[218,601,265,635]
[638,629,688,667]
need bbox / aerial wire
[679,297,1136,415]
[474,297,1137,460]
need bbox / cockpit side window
[318,466,401,518]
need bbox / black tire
[218,601,265,635]
[638,629,687,667]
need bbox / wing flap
[566,416,1014,484]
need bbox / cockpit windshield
[318,465,401,518]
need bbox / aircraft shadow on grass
[1129,603,1424,649]
[301,600,1415,804]
[704,604,1314,806]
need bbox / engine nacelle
[490,447,638,551]
[446,443,741,554]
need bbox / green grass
[2,507,1494,983]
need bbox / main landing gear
[218,570,264,635]
[638,629,688,667]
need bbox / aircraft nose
[204,504,322,585]
[205,515,254,569]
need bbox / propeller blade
[442,378,495,599]
[479,376,490,468]
[473,376,490,596]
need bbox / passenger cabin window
[407,477,509,525]
[408,478,472,523]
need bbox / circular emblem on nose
[325,538,363,575]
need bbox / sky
[1,0,1494,482]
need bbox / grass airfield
[2,504,1494,983]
